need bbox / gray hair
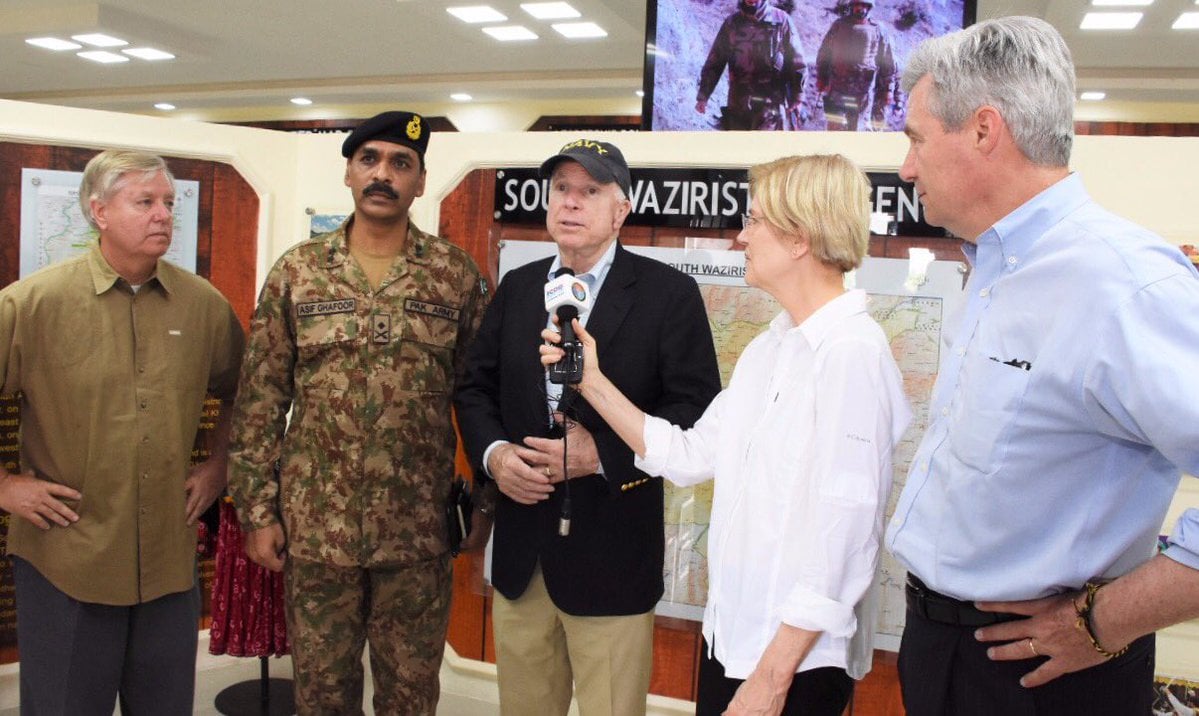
[902,16,1075,167]
[79,150,175,229]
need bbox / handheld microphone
[543,267,592,384]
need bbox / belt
[905,574,1022,628]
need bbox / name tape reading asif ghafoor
[297,299,357,317]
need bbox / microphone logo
[544,268,591,385]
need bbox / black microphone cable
[546,382,582,538]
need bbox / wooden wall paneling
[437,169,495,287]
[649,617,702,701]
[224,117,459,134]
[1074,121,1199,137]
[527,116,641,132]
[208,163,259,328]
[616,225,655,246]
[848,651,905,716]
[439,169,504,664]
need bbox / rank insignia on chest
[372,313,392,344]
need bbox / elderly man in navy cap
[456,139,721,715]
[228,110,488,714]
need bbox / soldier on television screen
[816,0,899,130]
[696,0,807,130]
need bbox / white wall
[2,98,1198,681]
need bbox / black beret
[341,110,430,159]
[539,139,632,197]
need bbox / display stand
[214,656,295,715]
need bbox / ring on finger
[544,466,552,477]
[1027,638,1038,657]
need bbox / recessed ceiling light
[451,92,473,101]
[72,33,128,47]
[1091,0,1152,5]
[635,90,645,97]
[154,102,177,111]
[521,2,581,19]
[1080,12,1142,29]
[122,47,175,61]
[447,5,507,23]
[552,21,607,38]
[25,37,82,51]
[1174,11,1199,28]
[483,25,538,41]
[1080,91,1106,100]
[77,50,130,64]
[290,97,313,105]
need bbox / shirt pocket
[295,312,357,394]
[949,351,1032,473]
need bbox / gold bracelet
[1073,581,1129,659]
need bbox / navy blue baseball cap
[539,139,632,196]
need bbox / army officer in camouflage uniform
[228,111,487,715]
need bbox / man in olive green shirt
[0,150,244,714]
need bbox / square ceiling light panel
[77,50,130,63]
[447,6,507,23]
[552,22,607,38]
[26,37,82,51]
[483,25,539,40]
[521,2,581,19]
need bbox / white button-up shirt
[637,290,911,680]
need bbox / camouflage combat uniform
[816,14,897,130]
[697,2,807,130]
[228,218,485,715]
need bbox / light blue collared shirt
[544,239,618,418]
[480,239,618,478]
[886,173,1199,601]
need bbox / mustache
[363,182,399,199]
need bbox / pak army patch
[404,298,460,322]
[296,298,357,317]
[372,313,392,344]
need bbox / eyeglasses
[740,213,763,229]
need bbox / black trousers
[899,604,1155,716]
[695,637,853,716]
[13,556,199,716]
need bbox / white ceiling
[1,0,1197,124]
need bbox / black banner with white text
[494,167,950,237]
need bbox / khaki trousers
[492,563,655,716]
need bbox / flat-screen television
[642,0,976,132]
